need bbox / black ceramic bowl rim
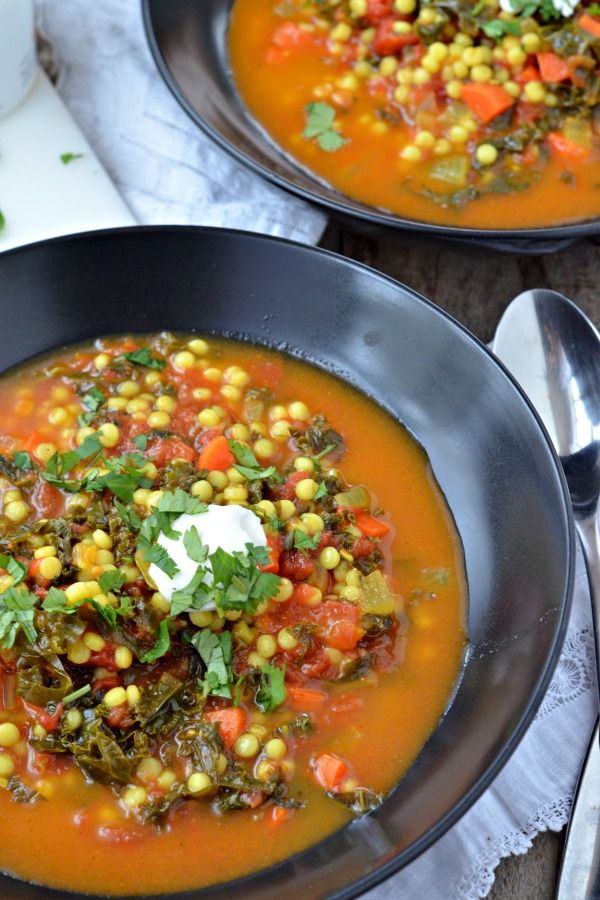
[0,225,575,900]
[141,0,600,245]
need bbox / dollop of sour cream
[148,504,267,611]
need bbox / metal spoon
[493,288,600,900]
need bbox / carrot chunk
[536,52,570,83]
[354,511,390,538]
[547,132,591,161]
[197,435,234,471]
[287,685,327,711]
[579,13,600,38]
[313,752,348,792]
[326,621,364,651]
[461,83,514,124]
[205,707,246,749]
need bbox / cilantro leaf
[170,566,210,617]
[0,554,26,586]
[0,587,37,648]
[191,629,233,699]
[122,348,166,370]
[200,543,281,615]
[12,451,33,471]
[156,489,207,516]
[60,152,83,164]
[133,434,148,451]
[137,538,179,577]
[313,482,328,500]
[90,595,133,627]
[294,529,321,552]
[115,500,141,532]
[183,526,209,565]
[304,102,348,153]
[98,570,127,595]
[482,19,521,38]
[42,587,72,614]
[79,386,105,426]
[141,618,172,662]
[229,441,280,481]
[255,662,287,713]
[588,2,600,12]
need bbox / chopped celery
[359,570,396,616]
[563,117,592,148]
[429,155,469,187]
[334,484,370,509]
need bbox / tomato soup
[229,0,600,229]
[0,334,466,894]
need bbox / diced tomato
[313,752,348,792]
[104,705,133,730]
[325,621,365,651]
[260,533,282,574]
[32,479,64,518]
[276,470,309,501]
[147,437,195,466]
[292,583,322,606]
[88,642,118,670]
[364,0,394,23]
[22,701,63,732]
[205,707,247,749]
[279,550,315,581]
[93,675,121,693]
[354,511,390,538]
[197,435,234,472]
[352,535,375,558]
[272,21,313,49]
[373,18,419,56]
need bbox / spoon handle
[573,512,600,696]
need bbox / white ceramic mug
[0,0,36,119]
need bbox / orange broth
[229,0,600,229]
[0,337,466,894]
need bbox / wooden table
[318,223,600,898]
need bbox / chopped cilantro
[140,618,172,663]
[303,102,348,153]
[98,570,127,595]
[122,348,166,370]
[0,210,5,233]
[79,386,105,426]
[229,440,280,482]
[156,489,207,516]
[90,595,133,627]
[60,152,84,164]
[138,538,179,577]
[192,629,233,699]
[0,587,37,648]
[170,567,209,617]
[293,529,321,553]
[115,500,141,531]
[42,587,72,614]
[313,482,328,501]
[0,554,27,586]
[482,19,521,38]
[183,526,209,564]
[13,451,33,471]
[255,662,287,713]
[133,433,148,451]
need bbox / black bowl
[0,226,573,900]
[142,0,600,254]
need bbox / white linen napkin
[34,0,327,246]
[31,1,600,895]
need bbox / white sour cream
[148,504,267,610]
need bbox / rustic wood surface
[318,224,600,898]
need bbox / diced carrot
[547,132,591,161]
[197,435,234,472]
[205,707,247,749]
[354,511,390,538]
[313,752,348,792]
[516,65,541,84]
[326,621,365,651]
[461,83,514,124]
[269,805,293,827]
[536,52,571,83]
[579,13,600,38]
[287,684,327,711]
